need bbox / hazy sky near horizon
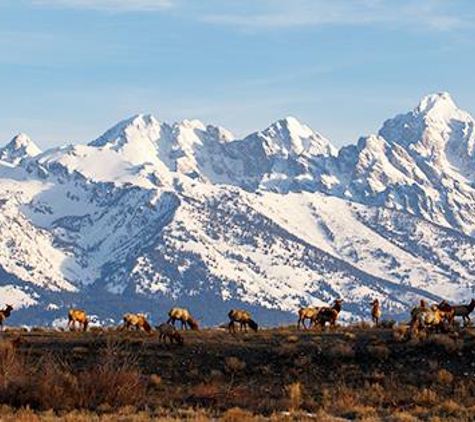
[1,0,475,149]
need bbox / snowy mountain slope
[0,164,473,325]
[249,191,475,300]
[1,92,475,325]
[100,180,454,323]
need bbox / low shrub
[326,343,356,359]
[366,344,390,361]
[0,340,147,411]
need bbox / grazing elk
[67,309,89,331]
[123,313,153,334]
[0,304,13,330]
[451,299,475,327]
[316,299,343,328]
[228,309,258,333]
[157,323,184,345]
[371,299,381,327]
[297,307,321,329]
[410,304,445,335]
[167,308,199,330]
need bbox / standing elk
[371,299,381,327]
[451,299,475,327]
[315,299,343,328]
[123,313,153,334]
[228,309,258,333]
[167,308,199,330]
[410,300,427,321]
[68,309,89,331]
[297,307,321,329]
[0,304,13,331]
[157,323,184,345]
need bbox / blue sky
[1,0,475,149]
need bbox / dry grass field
[0,323,475,421]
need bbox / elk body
[371,299,381,326]
[451,299,475,327]
[437,300,455,324]
[123,313,153,334]
[0,305,13,330]
[167,308,199,330]
[316,300,343,328]
[228,309,258,333]
[68,309,88,331]
[410,300,427,321]
[157,323,184,345]
[297,307,321,329]
[410,304,446,335]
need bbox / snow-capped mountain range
[1,92,475,326]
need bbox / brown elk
[157,323,184,345]
[316,299,343,328]
[297,307,321,329]
[67,309,88,331]
[371,299,381,327]
[437,300,455,324]
[451,299,475,327]
[123,313,153,334]
[410,300,427,323]
[228,309,258,333]
[0,304,13,330]
[410,304,445,335]
[167,308,199,330]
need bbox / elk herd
[296,297,475,335]
[409,299,475,335]
[0,297,474,341]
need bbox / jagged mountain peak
[89,113,163,149]
[246,116,335,158]
[416,92,457,116]
[176,119,206,131]
[9,133,41,153]
[265,116,313,139]
[378,91,474,153]
[0,133,42,164]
